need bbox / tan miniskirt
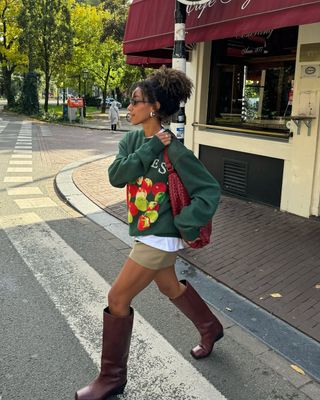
[129,241,179,270]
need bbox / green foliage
[18,0,74,111]
[1,0,154,115]
[0,0,28,106]
[84,95,100,107]
[101,0,128,42]
[19,71,40,115]
[40,109,61,122]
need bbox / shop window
[207,27,298,136]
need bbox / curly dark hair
[132,66,193,119]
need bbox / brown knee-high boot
[170,280,223,359]
[75,307,134,400]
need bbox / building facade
[124,0,320,218]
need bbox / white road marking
[15,146,32,149]
[9,160,32,165]
[4,176,33,183]
[7,187,43,196]
[13,150,32,154]
[11,154,32,159]
[7,167,32,173]
[1,212,227,400]
[14,197,57,209]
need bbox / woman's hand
[185,238,200,246]
[156,131,171,146]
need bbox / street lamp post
[82,69,89,118]
[171,0,209,140]
[171,0,187,140]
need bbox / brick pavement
[73,156,320,343]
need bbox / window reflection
[208,27,298,134]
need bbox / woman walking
[109,100,120,131]
[75,67,223,400]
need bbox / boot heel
[215,330,224,342]
[109,382,127,396]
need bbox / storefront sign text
[187,0,253,19]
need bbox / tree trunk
[101,89,107,114]
[3,68,15,107]
[101,66,111,114]
[44,73,50,112]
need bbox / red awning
[124,0,320,57]
[126,55,172,67]
[124,0,174,57]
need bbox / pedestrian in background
[75,67,223,400]
[109,100,120,131]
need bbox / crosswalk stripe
[7,167,32,172]
[14,197,57,209]
[9,160,32,165]
[4,176,33,183]
[11,154,32,159]
[1,212,227,400]
[7,187,43,196]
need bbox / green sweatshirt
[108,129,221,241]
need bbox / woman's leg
[76,258,158,400]
[153,265,186,299]
[108,257,159,316]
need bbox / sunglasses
[129,98,147,106]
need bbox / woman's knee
[107,287,130,310]
[155,281,181,299]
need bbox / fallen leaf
[290,364,305,375]
[315,283,320,289]
[270,293,282,298]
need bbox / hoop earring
[150,111,156,118]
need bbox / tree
[20,71,39,115]
[18,0,73,112]
[63,1,151,112]
[101,0,128,42]
[0,0,27,107]
[69,3,123,112]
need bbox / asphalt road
[0,113,317,400]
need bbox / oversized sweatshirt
[108,129,221,241]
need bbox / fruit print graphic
[136,187,147,199]
[145,210,158,223]
[141,178,153,194]
[137,215,151,230]
[127,177,167,230]
[135,197,148,212]
[152,182,166,195]
[128,202,138,216]
[127,184,138,202]
[147,201,159,211]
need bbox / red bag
[163,146,212,249]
